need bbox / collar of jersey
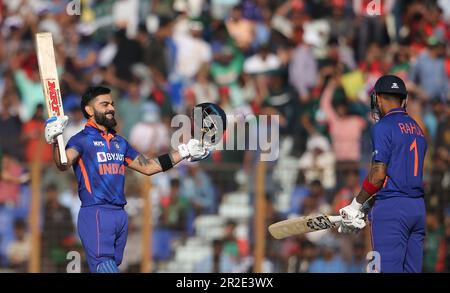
[84,119,116,141]
[383,107,407,118]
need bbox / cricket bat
[35,32,67,165]
[268,214,342,239]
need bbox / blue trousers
[369,197,425,273]
[78,205,128,272]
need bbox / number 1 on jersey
[409,138,418,177]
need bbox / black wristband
[158,154,173,171]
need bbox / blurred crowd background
[0,0,449,273]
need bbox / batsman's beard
[94,109,117,131]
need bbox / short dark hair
[380,93,406,106]
[80,86,111,119]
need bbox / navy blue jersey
[371,108,427,199]
[66,120,139,207]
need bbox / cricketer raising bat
[268,214,342,239]
[35,32,67,165]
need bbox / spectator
[22,104,52,165]
[193,239,237,273]
[332,169,361,214]
[288,26,318,102]
[129,102,170,157]
[261,69,301,136]
[9,53,44,122]
[41,184,75,273]
[181,164,217,215]
[226,4,255,53]
[0,152,28,206]
[58,175,82,231]
[243,44,281,75]
[320,79,367,186]
[346,241,366,273]
[112,29,142,82]
[298,135,336,190]
[190,64,219,105]
[222,220,239,259]
[6,219,30,272]
[423,98,446,141]
[308,234,347,273]
[424,209,445,272]
[409,38,449,101]
[173,20,212,80]
[159,178,190,233]
[287,239,318,273]
[63,107,86,143]
[117,79,145,138]
[300,180,330,217]
[353,0,393,63]
[0,95,23,161]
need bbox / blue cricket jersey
[66,120,139,207]
[371,108,427,199]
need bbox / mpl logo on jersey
[93,141,105,147]
[46,79,61,116]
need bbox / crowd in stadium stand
[0,0,449,273]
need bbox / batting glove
[178,139,210,162]
[338,198,366,234]
[45,116,68,144]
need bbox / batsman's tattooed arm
[128,151,182,176]
[355,161,386,204]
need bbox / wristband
[158,154,173,171]
[362,177,381,195]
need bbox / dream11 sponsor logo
[170,108,280,162]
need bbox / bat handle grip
[56,134,68,165]
[328,215,342,224]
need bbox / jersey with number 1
[66,120,139,207]
[371,108,427,199]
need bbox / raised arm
[127,151,183,176]
[320,80,338,124]
[127,139,209,176]
[45,115,80,171]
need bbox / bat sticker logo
[47,80,61,115]
[306,216,333,231]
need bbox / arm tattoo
[356,162,387,205]
[368,162,387,185]
[137,154,151,167]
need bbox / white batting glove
[338,198,366,234]
[45,115,68,144]
[178,139,210,162]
